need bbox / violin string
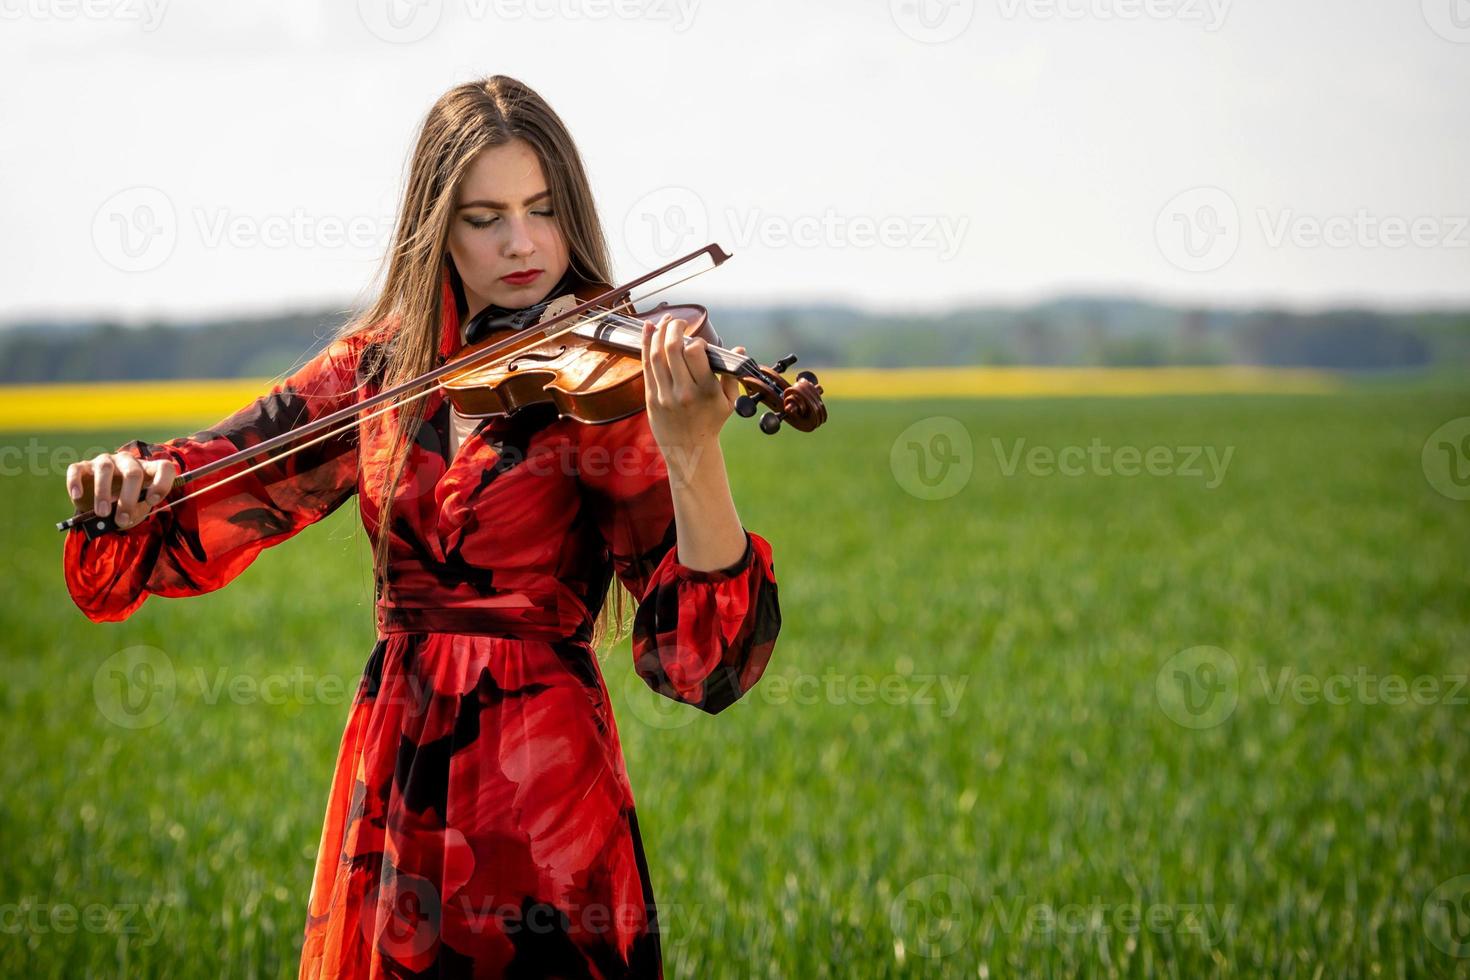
[588,265,752,370]
[586,308,748,373]
[96,260,729,529]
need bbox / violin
[58,243,827,540]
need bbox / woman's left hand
[641,313,745,454]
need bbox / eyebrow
[456,190,551,211]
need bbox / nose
[503,214,535,257]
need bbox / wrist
[660,435,725,491]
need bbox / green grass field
[3,382,1469,978]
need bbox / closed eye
[465,209,555,229]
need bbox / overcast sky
[2,0,1467,324]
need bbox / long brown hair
[338,75,630,655]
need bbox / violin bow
[58,242,816,539]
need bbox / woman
[61,75,781,978]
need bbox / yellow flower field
[800,365,1339,399]
[0,366,1339,431]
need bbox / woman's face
[446,138,571,317]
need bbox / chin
[477,282,538,309]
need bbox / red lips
[500,269,543,285]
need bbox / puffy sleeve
[61,337,364,623]
[576,410,782,715]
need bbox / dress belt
[376,605,592,644]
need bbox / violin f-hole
[506,345,568,371]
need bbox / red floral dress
[61,327,782,978]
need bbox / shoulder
[294,320,399,395]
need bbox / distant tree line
[1,298,1464,383]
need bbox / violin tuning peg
[796,370,819,385]
[734,394,758,418]
[759,411,784,435]
[773,353,798,373]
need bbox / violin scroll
[732,353,827,436]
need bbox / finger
[648,314,675,404]
[66,461,86,505]
[114,454,146,528]
[718,358,742,405]
[662,317,696,400]
[641,318,659,404]
[646,315,664,405]
[91,454,115,516]
[720,345,748,405]
[144,459,176,510]
[683,337,719,394]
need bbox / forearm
[662,436,748,572]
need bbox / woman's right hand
[66,452,180,529]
